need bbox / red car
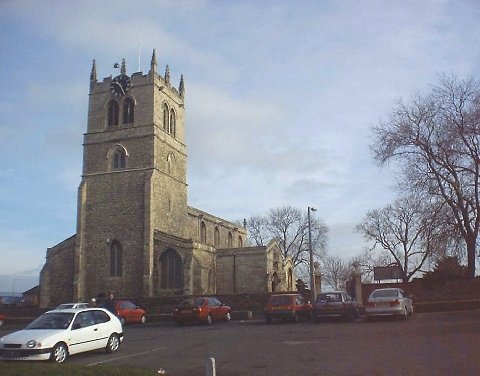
[99,299,146,325]
[264,293,312,323]
[173,297,231,325]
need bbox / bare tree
[371,74,480,278]
[247,206,328,269]
[355,196,443,282]
[322,255,350,290]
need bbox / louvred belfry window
[123,97,134,124]
[108,101,119,127]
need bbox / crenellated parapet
[89,50,184,103]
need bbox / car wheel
[409,305,414,316]
[119,317,126,326]
[402,307,408,320]
[265,316,272,324]
[140,315,146,324]
[106,333,120,353]
[206,314,213,325]
[225,312,231,322]
[176,320,185,326]
[51,343,68,363]
[0,320,3,327]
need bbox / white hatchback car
[0,307,123,363]
[365,288,414,320]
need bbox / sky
[1,0,480,293]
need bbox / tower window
[113,148,126,169]
[163,103,169,131]
[169,109,176,137]
[108,101,119,127]
[238,236,243,247]
[122,97,134,124]
[228,232,233,248]
[110,241,123,277]
[160,249,183,289]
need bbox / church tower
[74,51,188,300]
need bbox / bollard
[205,357,216,376]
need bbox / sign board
[373,266,403,281]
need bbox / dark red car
[173,297,231,325]
[0,312,6,327]
[264,293,312,323]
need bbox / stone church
[39,51,295,307]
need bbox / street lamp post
[308,206,317,302]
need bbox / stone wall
[39,236,76,307]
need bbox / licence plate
[375,303,388,307]
[181,310,191,314]
[3,350,21,358]
[273,306,288,311]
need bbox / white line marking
[86,346,166,366]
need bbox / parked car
[56,303,89,310]
[365,288,414,320]
[264,293,312,324]
[0,312,6,327]
[98,299,146,325]
[313,291,359,321]
[0,307,123,363]
[173,297,231,325]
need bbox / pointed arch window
[108,101,119,127]
[228,232,233,248]
[160,249,183,289]
[169,109,176,136]
[123,97,134,124]
[110,241,123,277]
[238,236,243,248]
[200,221,207,243]
[163,103,169,131]
[113,148,126,170]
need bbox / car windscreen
[316,293,342,303]
[26,312,74,330]
[179,298,205,309]
[371,290,399,298]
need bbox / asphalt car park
[10,309,471,375]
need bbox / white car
[365,288,414,320]
[56,303,89,310]
[0,307,123,363]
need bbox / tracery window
[160,249,183,289]
[110,241,123,277]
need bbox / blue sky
[1,0,480,293]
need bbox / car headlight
[26,340,37,348]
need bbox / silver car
[365,288,414,320]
